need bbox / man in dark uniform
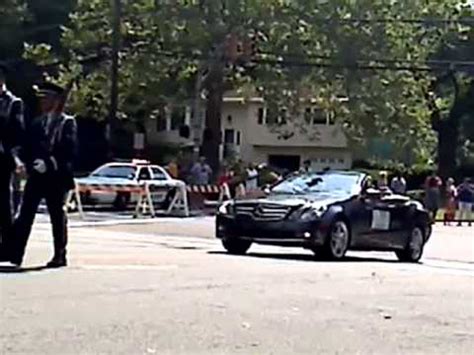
[0,64,25,261]
[11,82,77,268]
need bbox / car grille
[235,204,291,221]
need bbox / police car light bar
[132,159,150,165]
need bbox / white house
[145,94,352,172]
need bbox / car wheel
[113,192,130,210]
[396,226,425,263]
[66,197,78,213]
[317,220,350,260]
[222,238,252,255]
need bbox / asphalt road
[1,217,473,355]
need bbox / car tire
[396,226,425,263]
[113,192,130,210]
[66,197,78,213]
[317,220,350,260]
[222,238,252,255]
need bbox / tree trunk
[201,81,224,177]
[437,119,458,180]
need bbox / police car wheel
[222,238,252,255]
[396,226,425,263]
[113,193,130,210]
[67,199,78,212]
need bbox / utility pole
[192,65,205,159]
[108,0,121,154]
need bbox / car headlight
[218,201,234,215]
[289,207,325,221]
[300,209,318,221]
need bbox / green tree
[427,23,474,177]
[253,0,472,175]
[24,0,473,175]
[0,0,28,60]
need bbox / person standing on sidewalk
[166,158,179,179]
[245,163,259,191]
[424,172,442,222]
[190,156,213,185]
[390,171,407,195]
[0,64,25,262]
[11,83,78,268]
[444,178,457,226]
[457,178,473,227]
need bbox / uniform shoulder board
[5,90,21,103]
[2,91,22,118]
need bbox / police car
[76,160,178,209]
[217,171,432,262]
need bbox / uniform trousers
[0,170,13,253]
[13,174,69,263]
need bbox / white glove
[33,159,47,174]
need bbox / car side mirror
[263,185,271,195]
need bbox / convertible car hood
[236,193,351,209]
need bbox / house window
[227,115,233,124]
[236,131,241,145]
[304,107,312,124]
[338,158,345,164]
[171,106,186,131]
[266,107,278,125]
[156,107,167,132]
[257,108,265,125]
[224,129,235,144]
[278,108,288,125]
[312,108,327,125]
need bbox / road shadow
[0,265,49,274]
[207,251,400,264]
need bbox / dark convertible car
[216,171,432,262]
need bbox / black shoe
[9,258,22,267]
[46,258,67,268]
[0,249,10,262]
[0,254,22,267]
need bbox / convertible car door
[379,196,411,248]
[347,194,380,248]
[366,196,407,249]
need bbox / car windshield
[271,172,362,196]
[91,166,136,179]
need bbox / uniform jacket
[23,113,78,190]
[0,89,24,171]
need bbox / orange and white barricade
[137,180,189,218]
[67,179,190,219]
[185,184,231,210]
[67,182,144,219]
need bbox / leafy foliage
[0,0,28,59]
[9,0,474,172]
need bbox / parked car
[216,171,432,262]
[76,160,179,209]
